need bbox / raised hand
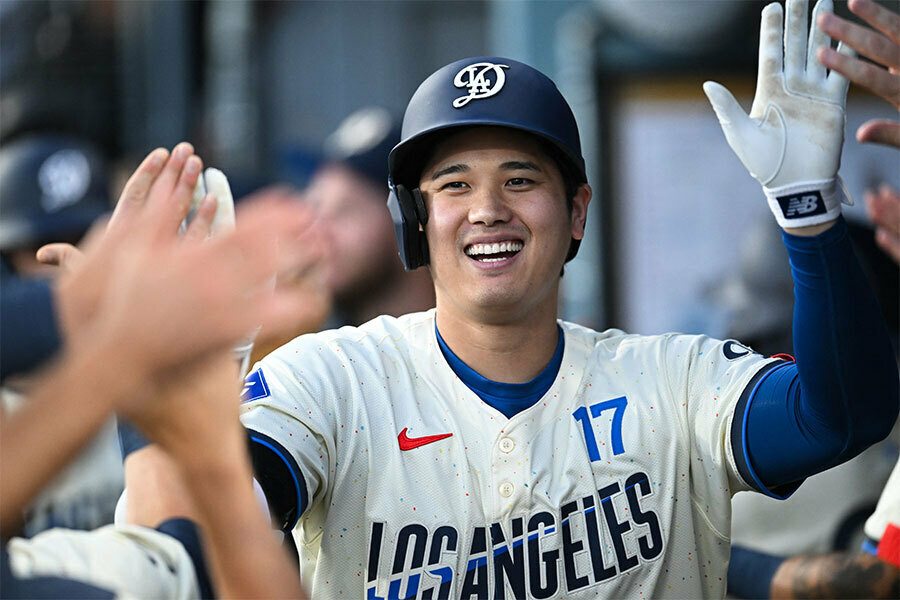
[816,0,900,148]
[704,0,853,232]
[865,183,900,263]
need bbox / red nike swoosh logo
[398,427,453,451]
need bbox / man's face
[418,127,589,321]
[306,164,399,300]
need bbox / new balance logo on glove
[777,191,826,219]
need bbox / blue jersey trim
[435,324,564,419]
[861,537,879,556]
[248,431,307,530]
[736,360,802,499]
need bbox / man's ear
[570,184,591,240]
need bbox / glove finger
[806,0,833,81]
[784,0,810,83]
[825,41,855,99]
[758,2,785,81]
[203,168,237,236]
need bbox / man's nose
[467,186,511,226]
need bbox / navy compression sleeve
[737,217,899,491]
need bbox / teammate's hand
[704,0,852,231]
[238,186,331,364]
[865,183,900,264]
[123,352,246,469]
[36,143,217,343]
[816,0,900,148]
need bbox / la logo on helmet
[452,62,509,108]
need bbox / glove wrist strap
[763,178,848,229]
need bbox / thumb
[703,81,753,138]
[36,243,84,272]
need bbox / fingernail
[150,148,167,167]
[37,248,55,263]
[174,143,192,160]
[186,156,201,175]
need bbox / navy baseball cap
[0,134,110,250]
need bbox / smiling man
[238,1,898,593]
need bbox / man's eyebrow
[500,160,542,172]
[430,163,469,180]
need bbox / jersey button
[499,482,514,497]
[499,437,515,453]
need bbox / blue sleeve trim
[732,360,801,499]
[247,430,307,531]
[861,537,880,556]
[155,518,214,600]
[116,418,150,459]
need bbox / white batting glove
[188,168,255,377]
[704,0,854,229]
[187,168,237,235]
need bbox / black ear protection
[386,182,429,271]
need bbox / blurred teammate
[2,144,310,598]
[249,107,433,363]
[0,134,124,537]
[309,106,435,326]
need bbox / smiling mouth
[464,240,524,263]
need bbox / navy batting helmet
[387,56,587,271]
[0,135,109,252]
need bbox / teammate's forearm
[770,552,900,599]
[0,339,144,534]
[174,431,306,599]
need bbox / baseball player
[230,1,897,598]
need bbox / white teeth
[465,241,524,257]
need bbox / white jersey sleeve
[864,458,900,559]
[658,334,783,530]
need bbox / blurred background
[1,0,896,336]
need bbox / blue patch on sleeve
[241,368,271,403]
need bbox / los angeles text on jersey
[365,471,663,599]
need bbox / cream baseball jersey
[863,458,900,567]
[240,310,779,599]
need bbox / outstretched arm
[706,0,898,492]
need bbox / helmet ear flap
[387,183,429,271]
[411,188,428,225]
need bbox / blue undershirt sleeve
[737,217,899,491]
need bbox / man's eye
[441,181,468,190]
[507,177,533,186]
